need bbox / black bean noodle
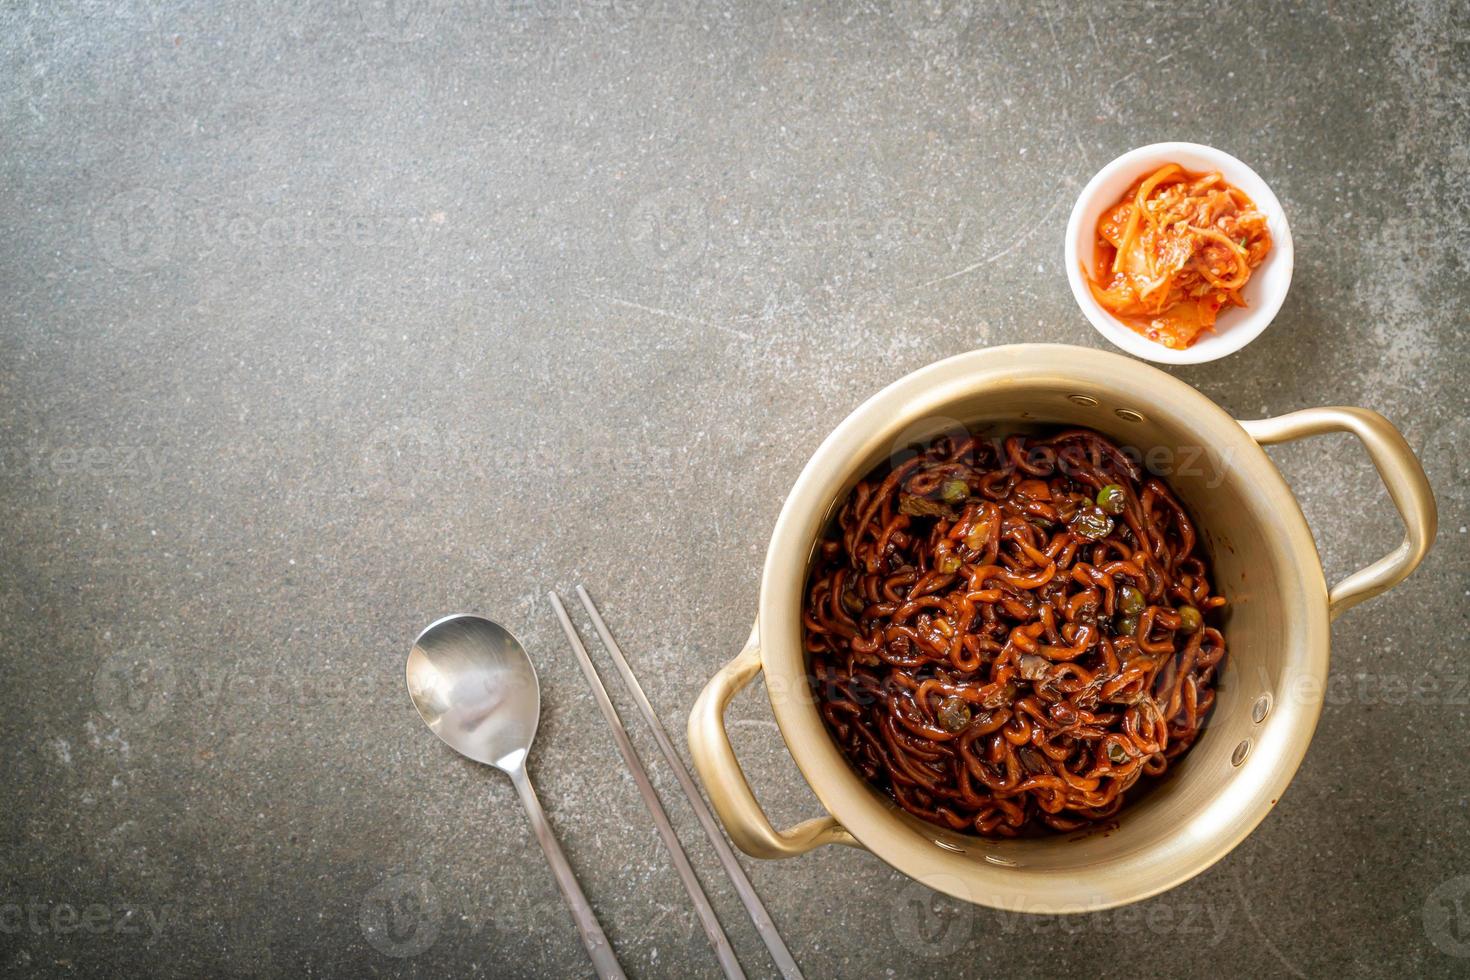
[803,428,1226,837]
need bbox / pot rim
[757,343,1330,911]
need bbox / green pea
[1096,484,1127,515]
[1117,584,1145,617]
[1114,614,1138,637]
[941,478,969,503]
[1178,605,1202,633]
[937,696,972,733]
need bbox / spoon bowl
[407,614,540,771]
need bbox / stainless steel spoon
[406,614,624,980]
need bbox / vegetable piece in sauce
[941,478,969,503]
[899,493,950,518]
[937,696,972,733]
[1070,507,1114,540]
[1018,653,1051,681]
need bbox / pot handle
[687,620,860,858]
[1239,407,1437,621]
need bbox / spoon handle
[508,764,626,980]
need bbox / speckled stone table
[2,1,1467,977]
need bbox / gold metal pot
[688,344,1436,912]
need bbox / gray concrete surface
[2,0,1468,977]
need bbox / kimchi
[1086,164,1272,350]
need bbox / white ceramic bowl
[1064,142,1294,365]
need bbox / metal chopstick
[548,592,746,980]
[575,585,804,980]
